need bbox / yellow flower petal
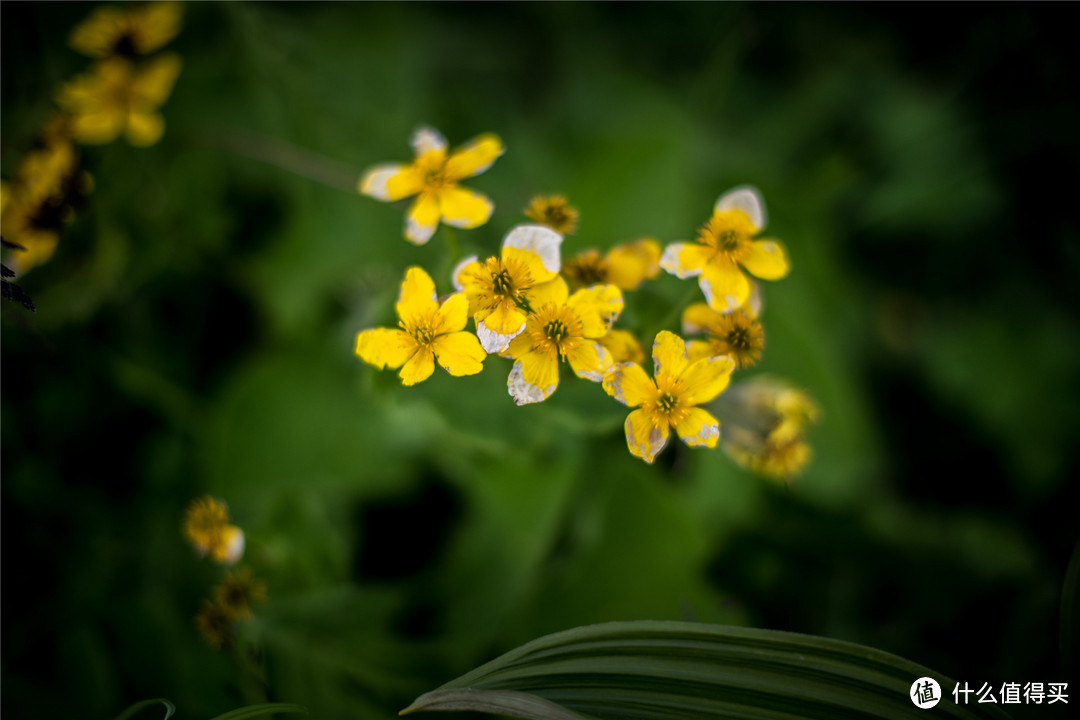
[714,186,766,232]
[72,109,126,145]
[741,239,790,280]
[133,1,184,54]
[438,186,494,229]
[125,110,164,147]
[686,339,713,363]
[651,330,689,380]
[567,284,623,337]
[680,355,736,406]
[508,355,558,405]
[625,408,669,463]
[69,7,128,58]
[501,246,557,288]
[527,275,569,309]
[597,329,644,364]
[660,242,711,279]
[355,328,415,369]
[131,53,182,107]
[604,238,661,290]
[405,192,440,245]
[210,525,245,565]
[445,133,504,180]
[567,341,613,382]
[436,292,470,334]
[396,266,438,321]
[451,255,479,293]
[699,259,751,312]
[675,407,721,449]
[681,302,718,335]
[602,361,655,407]
[358,163,423,201]
[433,332,486,377]
[399,346,435,385]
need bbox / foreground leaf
[402,620,1012,720]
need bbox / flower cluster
[1,2,182,280]
[356,127,817,473]
[182,496,267,649]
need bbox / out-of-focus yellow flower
[212,567,268,620]
[182,496,245,565]
[563,238,661,292]
[597,328,645,364]
[603,331,735,463]
[661,186,789,312]
[355,266,486,385]
[524,194,579,235]
[454,224,564,353]
[504,277,623,405]
[712,376,820,480]
[683,303,765,369]
[359,126,503,245]
[0,138,88,275]
[194,599,233,649]
[56,53,182,146]
[70,2,183,58]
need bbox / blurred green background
[3,3,1078,719]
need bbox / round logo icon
[910,677,942,709]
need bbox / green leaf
[401,621,1013,720]
[112,698,176,720]
[207,703,308,720]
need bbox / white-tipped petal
[502,224,563,273]
[477,319,524,354]
[715,185,767,231]
[507,361,555,406]
[411,126,447,156]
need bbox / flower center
[656,391,679,414]
[717,229,741,251]
[492,269,515,297]
[564,252,608,287]
[544,318,569,344]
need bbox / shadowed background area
[2,3,1078,719]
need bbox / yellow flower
[69,1,183,58]
[524,194,579,235]
[212,567,268,620]
[712,376,820,480]
[194,600,233,650]
[602,331,735,463]
[661,186,790,312]
[562,238,661,292]
[682,304,765,369]
[505,277,624,404]
[355,266,486,385]
[359,126,503,245]
[182,496,245,565]
[597,328,645,364]
[454,224,564,353]
[56,53,182,146]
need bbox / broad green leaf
[402,621,1013,720]
[207,703,307,720]
[112,698,176,720]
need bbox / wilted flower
[524,194,579,235]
